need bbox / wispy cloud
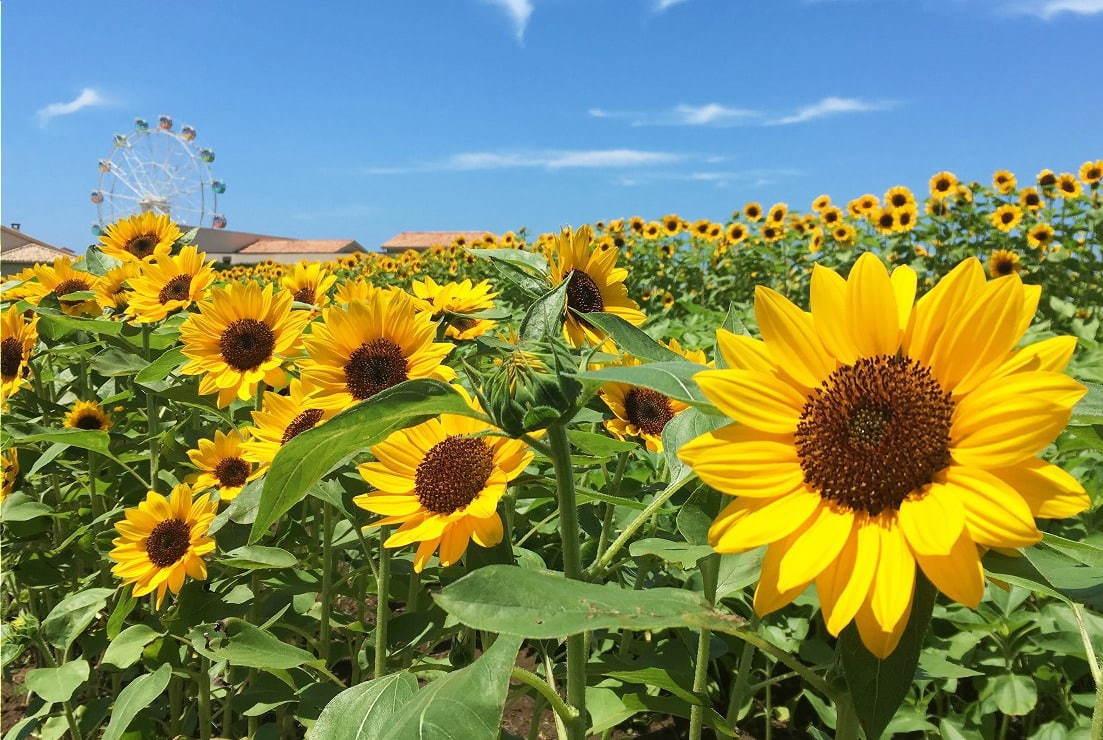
[766,96,895,125]
[365,148,684,174]
[590,103,760,127]
[35,87,107,125]
[614,168,802,188]
[654,0,690,11]
[484,0,534,40]
[1010,0,1103,18]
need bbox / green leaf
[101,663,172,740]
[991,674,1037,716]
[662,408,729,480]
[378,634,523,740]
[467,247,548,275]
[575,362,716,410]
[220,546,297,570]
[91,347,149,377]
[249,379,479,543]
[25,659,89,703]
[1070,381,1103,425]
[838,575,938,740]
[628,538,715,569]
[566,430,637,458]
[579,313,682,362]
[135,348,185,384]
[0,493,52,522]
[198,618,315,670]
[714,549,765,600]
[519,279,569,341]
[101,624,161,669]
[41,587,114,651]
[306,673,419,740]
[436,565,745,639]
[29,304,122,337]
[13,429,112,456]
[80,245,121,276]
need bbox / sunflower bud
[484,337,581,436]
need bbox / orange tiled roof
[381,231,489,250]
[1,243,76,264]
[238,239,359,254]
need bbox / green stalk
[197,656,212,740]
[374,526,392,679]
[593,451,629,565]
[725,635,756,726]
[511,667,581,724]
[545,423,587,740]
[688,553,720,740]
[141,325,159,486]
[319,501,335,665]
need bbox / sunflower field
[2,162,1103,740]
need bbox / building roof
[237,238,362,255]
[381,231,489,251]
[1,243,77,265]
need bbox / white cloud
[366,148,683,174]
[484,0,534,40]
[614,168,802,188]
[655,0,690,11]
[35,88,107,125]
[766,96,894,125]
[589,103,760,127]
[1012,0,1103,17]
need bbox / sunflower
[928,171,958,200]
[28,257,101,316]
[662,214,682,235]
[832,223,857,245]
[1027,223,1056,250]
[726,222,749,245]
[893,205,918,233]
[411,277,499,341]
[819,206,843,227]
[706,223,724,242]
[1019,187,1044,211]
[109,485,217,608]
[987,249,1022,278]
[872,207,897,235]
[126,246,214,323]
[855,194,880,214]
[600,339,707,452]
[1,448,17,500]
[988,204,1023,233]
[661,292,675,310]
[884,186,916,210]
[241,379,346,467]
[98,212,181,263]
[811,194,831,212]
[188,428,264,501]
[96,263,137,313]
[767,203,788,224]
[1080,160,1103,184]
[282,262,336,308]
[179,281,309,407]
[1037,169,1058,189]
[955,184,974,203]
[300,288,455,408]
[679,252,1087,657]
[546,225,645,347]
[64,400,112,431]
[926,199,951,218]
[644,221,662,240]
[761,224,784,243]
[354,405,533,572]
[808,226,825,252]
[1,307,38,404]
[992,169,1017,195]
[742,203,763,222]
[1056,173,1082,199]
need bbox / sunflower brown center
[214,457,251,488]
[126,233,159,258]
[1001,212,1014,224]
[281,408,325,444]
[292,287,316,305]
[219,319,276,371]
[936,178,950,191]
[795,355,953,516]
[158,275,193,304]
[994,258,1016,275]
[53,278,91,306]
[624,387,675,436]
[878,213,895,229]
[1,338,23,379]
[75,412,105,430]
[565,269,604,314]
[890,194,907,207]
[344,338,409,400]
[146,517,191,567]
[414,435,494,514]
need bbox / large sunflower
[241,379,346,467]
[601,339,708,452]
[355,407,533,572]
[64,400,112,431]
[282,262,336,308]
[127,246,214,323]
[1,307,38,404]
[410,277,499,341]
[188,428,264,501]
[679,253,1087,657]
[28,257,101,316]
[98,212,181,263]
[547,225,645,347]
[96,263,138,313]
[108,485,217,608]
[180,281,309,407]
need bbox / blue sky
[4,0,1101,252]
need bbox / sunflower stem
[373,526,391,679]
[545,422,587,740]
[141,325,159,486]
[689,553,720,740]
[511,666,581,724]
[593,451,629,566]
[319,500,335,666]
[197,655,212,740]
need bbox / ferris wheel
[91,115,227,235]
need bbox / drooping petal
[913,531,984,607]
[815,522,880,636]
[988,457,1090,519]
[945,467,1041,547]
[868,519,916,633]
[854,588,912,659]
[753,535,809,616]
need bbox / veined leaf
[575,362,717,411]
[580,313,682,362]
[101,663,172,740]
[307,673,419,740]
[519,279,569,341]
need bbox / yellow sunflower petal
[890,265,917,332]
[989,457,1090,519]
[897,482,965,556]
[753,535,808,616]
[810,265,858,364]
[847,252,900,357]
[869,519,915,632]
[913,530,984,607]
[816,523,879,636]
[708,488,821,553]
[776,503,855,592]
[946,467,1040,547]
[754,286,835,388]
[694,369,805,435]
[715,329,777,373]
[677,425,802,498]
[854,589,912,659]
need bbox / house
[380,231,490,254]
[1,225,76,276]
[187,227,365,264]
